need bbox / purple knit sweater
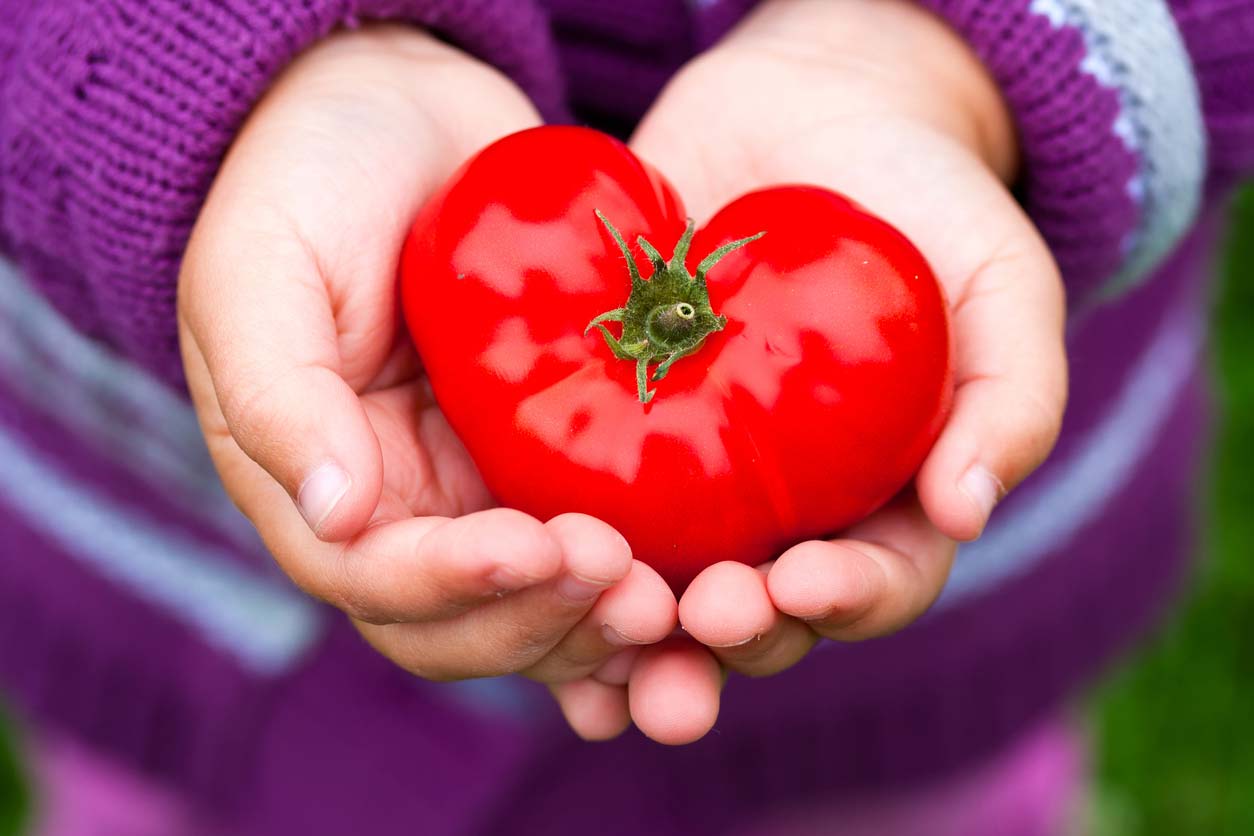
[1,0,1251,833]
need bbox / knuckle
[412,632,559,682]
[736,652,791,680]
[275,551,342,611]
[331,548,402,625]
[336,588,381,623]
[833,620,899,643]
[538,641,596,677]
[220,364,328,461]
[1015,386,1065,464]
[220,373,292,457]
[722,638,771,669]
[404,659,469,683]
[499,641,552,675]
[342,600,396,626]
[491,627,562,675]
[387,634,485,683]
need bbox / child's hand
[620,0,1068,735]
[177,26,677,740]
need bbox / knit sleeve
[1169,0,1254,190]
[916,0,1238,306]
[0,0,565,389]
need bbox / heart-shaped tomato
[402,126,952,591]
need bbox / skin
[623,0,1067,742]
[179,0,1066,745]
[178,27,678,742]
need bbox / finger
[177,29,544,544]
[524,559,677,683]
[545,512,635,605]
[918,221,1068,541]
[679,562,816,678]
[288,507,565,624]
[767,499,955,642]
[356,514,633,679]
[185,324,561,624]
[593,647,644,686]
[549,679,631,742]
[179,224,385,543]
[634,42,1068,544]
[628,639,723,745]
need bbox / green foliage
[0,704,27,836]
[1091,186,1254,835]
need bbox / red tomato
[402,126,952,591]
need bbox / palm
[641,66,1029,590]
[312,224,494,526]
[627,0,1066,683]
[181,29,534,533]
[633,46,1032,352]
[350,366,492,523]
[181,27,688,745]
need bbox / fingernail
[594,646,642,685]
[959,464,1004,526]
[297,462,351,534]
[707,634,760,649]
[601,624,645,647]
[488,566,537,593]
[557,573,610,604]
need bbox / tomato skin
[402,126,952,591]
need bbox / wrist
[261,23,517,116]
[729,0,1019,183]
[915,0,1206,299]
[235,22,539,184]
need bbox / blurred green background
[0,703,23,835]
[1090,187,1254,835]
[0,189,1250,835]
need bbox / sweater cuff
[918,0,1207,304]
[0,0,564,389]
[0,1,38,230]
[1169,0,1254,191]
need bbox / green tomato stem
[588,210,764,404]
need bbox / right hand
[626,0,1067,739]
[177,25,678,741]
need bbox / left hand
[591,0,1068,744]
[176,26,678,743]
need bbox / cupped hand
[177,25,679,741]
[612,0,1068,742]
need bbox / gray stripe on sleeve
[1030,0,1207,294]
[939,305,1202,608]
[0,258,263,555]
[0,422,322,674]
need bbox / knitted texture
[917,0,1205,304]
[1169,0,1254,188]
[0,262,254,556]
[1039,0,1205,297]
[0,3,34,225]
[0,0,1252,829]
[0,0,565,389]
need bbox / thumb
[629,105,726,224]
[179,230,384,542]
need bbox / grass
[1089,187,1254,835]
[0,190,1251,835]
[0,705,25,836]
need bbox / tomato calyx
[586,210,764,404]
